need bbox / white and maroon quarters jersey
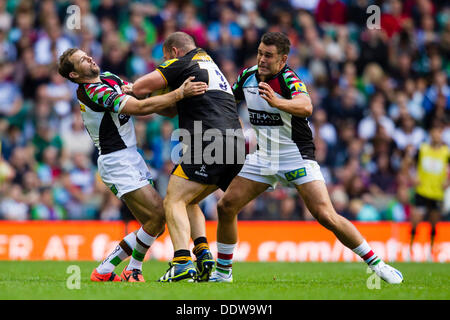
[76,72,136,155]
[233,64,315,161]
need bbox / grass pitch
[0,261,448,300]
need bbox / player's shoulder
[419,142,430,152]
[281,65,309,96]
[236,65,258,84]
[78,82,101,95]
[281,65,303,82]
[240,65,258,77]
[100,71,120,79]
[100,71,126,85]
[158,58,179,69]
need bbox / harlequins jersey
[233,64,315,160]
[76,72,135,155]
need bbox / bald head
[163,32,196,57]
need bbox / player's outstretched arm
[121,82,178,118]
[131,70,167,98]
[258,82,313,117]
[120,76,207,116]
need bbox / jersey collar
[256,64,288,83]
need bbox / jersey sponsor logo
[248,108,283,126]
[194,165,208,177]
[294,81,308,94]
[104,92,119,107]
[80,102,86,112]
[284,167,307,181]
[421,156,444,174]
[118,113,130,126]
[110,184,118,196]
[159,58,178,68]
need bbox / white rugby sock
[96,232,136,274]
[127,228,156,271]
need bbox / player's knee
[314,208,339,231]
[217,197,238,219]
[163,195,175,210]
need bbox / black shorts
[172,130,246,191]
[172,162,243,191]
[414,193,442,212]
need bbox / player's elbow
[303,104,313,117]
[292,95,313,117]
[292,103,312,117]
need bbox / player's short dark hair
[163,32,196,53]
[58,48,79,82]
[261,32,290,56]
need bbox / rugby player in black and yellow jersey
[128,32,244,282]
[410,122,449,260]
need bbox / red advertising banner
[0,221,448,262]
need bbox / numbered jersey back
[156,48,240,134]
[192,51,233,95]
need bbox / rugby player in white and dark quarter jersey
[57,48,207,282]
[208,32,403,284]
[127,32,245,282]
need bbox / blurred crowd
[0,0,449,222]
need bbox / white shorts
[97,147,153,199]
[238,151,325,190]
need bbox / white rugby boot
[209,269,233,283]
[370,261,403,284]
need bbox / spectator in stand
[180,3,208,49]
[34,15,72,66]
[60,110,94,163]
[311,108,337,147]
[423,71,450,128]
[36,70,73,119]
[207,6,243,54]
[0,184,28,220]
[0,142,14,189]
[36,146,61,186]
[0,62,23,119]
[315,0,347,26]
[380,0,412,39]
[369,152,397,196]
[150,119,177,170]
[358,93,395,141]
[99,191,123,221]
[393,114,426,152]
[119,4,157,46]
[30,186,66,220]
[1,124,26,161]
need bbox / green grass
[0,261,448,300]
